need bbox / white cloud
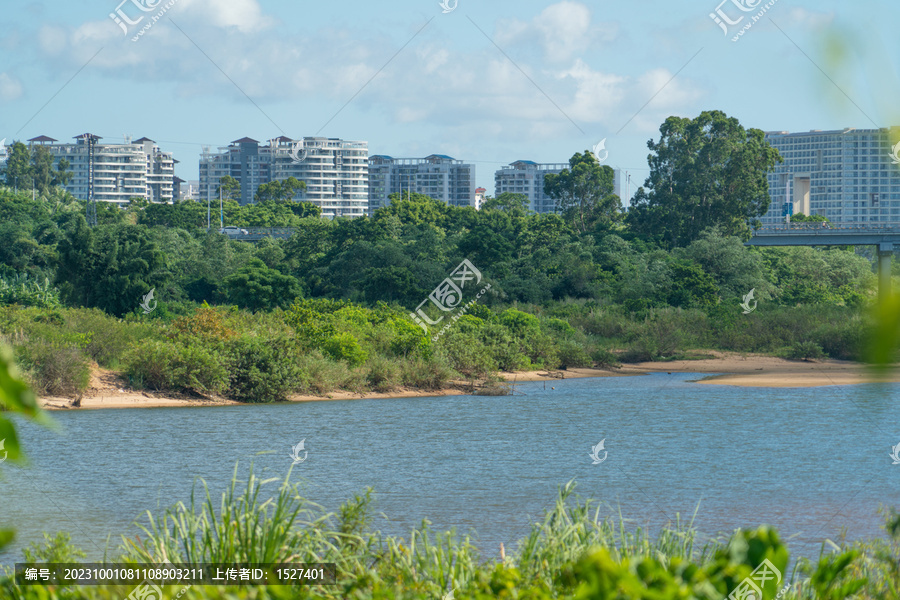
[496,1,617,63]
[28,1,702,142]
[0,73,23,101]
[176,0,275,33]
[779,7,834,30]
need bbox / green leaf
[0,529,14,552]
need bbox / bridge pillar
[878,242,893,302]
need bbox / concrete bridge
[747,222,900,299]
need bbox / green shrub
[782,341,826,361]
[524,333,559,369]
[436,330,496,380]
[399,356,455,390]
[66,308,150,368]
[575,310,630,339]
[811,320,865,361]
[295,350,354,395]
[285,304,337,349]
[365,355,401,393]
[388,318,431,358]
[322,333,367,367]
[591,347,620,368]
[499,308,541,337]
[22,532,86,564]
[466,302,493,321]
[124,339,227,394]
[16,339,90,397]
[479,323,528,371]
[556,340,593,369]
[225,336,303,402]
[542,317,576,336]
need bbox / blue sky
[1,0,898,193]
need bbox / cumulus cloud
[496,1,618,63]
[175,0,275,33]
[0,73,23,101]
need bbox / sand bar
[36,353,900,410]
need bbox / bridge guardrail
[753,222,900,234]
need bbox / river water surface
[1,372,899,566]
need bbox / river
[1,372,898,566]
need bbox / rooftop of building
[501,160,569,169]
[764,127,897,137]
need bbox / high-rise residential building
[367,154,474,214]
[270,137,369,218]
[494,160,568,213]
[199,137,268,207]
[762,127,900,225]
[200,136,368,217]
[19,134,175,206]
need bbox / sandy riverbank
[37,353,900,410]
[618,351,900,388]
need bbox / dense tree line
[0,185,875,320]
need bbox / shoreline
[37,353,900,411]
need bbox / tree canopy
[627,110,782,248]
[544,151,621,234]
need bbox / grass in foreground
[1,466,896,599]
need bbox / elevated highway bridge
[747,222,900,299]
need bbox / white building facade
[200,136,368,218]
[494,160,568,213]
[762,127,900,225]
[368,154,474,214]
[22,134,175,206]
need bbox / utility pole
[219,186,223,228]
[207,185,211,230]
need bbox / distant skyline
[1,0,898,195]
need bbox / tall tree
[254,177,306,203]
[217,175,241,202]
[2,142,32,189]
[627,110,783,248]
[31,145,55,195]
[481,192,530,215]
[544,152,621,234]
[27,146,72,196]
[53,157,73,189]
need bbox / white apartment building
[200,136,368,218]
[24,134,175,206]
[270,137,369,218]
[368,154,475,214]
[494,160,568,213]
[762,127,900,225]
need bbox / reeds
[4,469,900,599]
